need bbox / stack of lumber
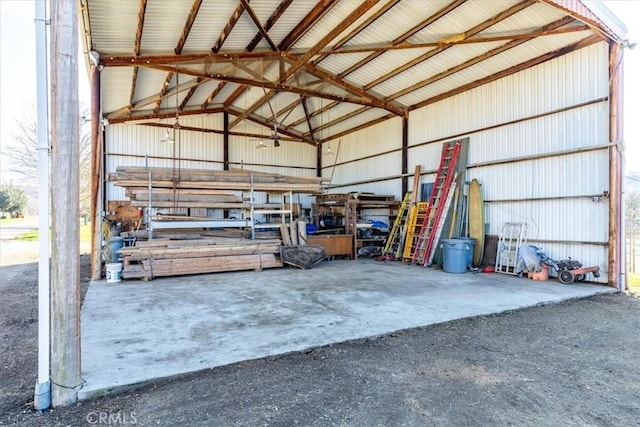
[119,238,283,280]
[109,167,322,209]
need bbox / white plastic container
[106,262,123,283]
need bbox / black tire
[575,274,586,282]
[559,270,574,284]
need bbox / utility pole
[50,0,81,406]
[33,0,51,411]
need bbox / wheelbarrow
[554,258,600,284]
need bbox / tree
[0,184,28,216]
[1,110,91,215]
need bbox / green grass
[0,216,33,224]
[16,223,92,244]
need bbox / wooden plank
[290,220,299,245]
[123,253,282,279]
[280,223,292,246]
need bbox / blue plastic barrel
[452,237,476,267]
[441,239,469,273]
[109,236,124,263]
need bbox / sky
[0,0,638,185]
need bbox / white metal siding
[105,114,317,203]
[334,42,610,280]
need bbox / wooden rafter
[223,0,336,123]
[277,0,400,131]
[110,77,203,120]
[102,23,592,68]
[127,0,147,112]
[201,0,293,110]
[538,0,618,42]
[304,106,369,138]
[125,62,395,112]
[290,55,406,116]
[108,107,225,124]
[151,0,203,114]
[213,0,247,54]
[364,0,537,91]
[285,99,339,130]
[176,0,203,55]
[240,0,277,51]
[89,0,613,142]
[306,0,541,138]
[229,0,378,129]
[311,0,400,66]
[410,34,602,111]
[389,16,576,102]
[339,0,467,79]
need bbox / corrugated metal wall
[323,117,403,198]
[332,42,611,282]
[104,42,611,282]
[104,113,317,215]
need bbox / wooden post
[90,65,102,280]
[608,41,623,289]
[50,0,81,406]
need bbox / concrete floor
[79,259,614,400]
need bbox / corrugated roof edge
[544,0,627,42]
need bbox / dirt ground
[1,242,639,426]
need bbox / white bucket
[106,262,123,283]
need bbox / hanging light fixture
[160,71,180,144]
[160,126,174,143]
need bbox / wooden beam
[201,81,226,109]
[141,120,303,142]
[305,106,369,137]
[365,0,536,91]
[290,56,406,116]
[278,0,336,50]
[108,107,225,124]
[127,0,147,111]
[228,0,338,128]
[608,40,623,288]
[133,63,394,113]
[152,0,203,115]
[212,0,247,53]
[328,113,397,142]
[100,25,591,68]
[50,0,81,406]
[410,34,602,111]
[240,0,277,51]
[179,78,203,111]
[202,0,293,109]
[389,16,576,102]
[175,0,203,54]
[324,25,591,55]
[286,1,380,85]
[109,76,202,119]
[339,0,467,78]
[274,0,400,131]
[538,0,617,42]
[312,0,400,66]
